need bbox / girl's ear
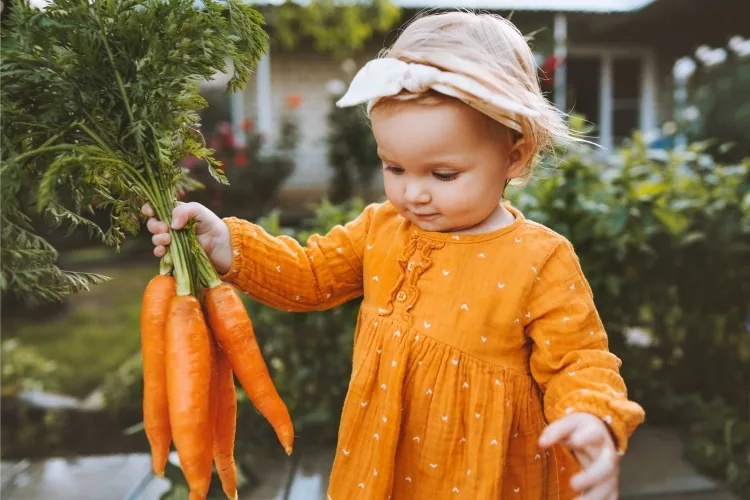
[505,138,532,179]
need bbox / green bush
[684,42,750,162]
[101,352,144,426]
[106,132,750,494]
[326,94,380,203]
[186,103,300,220]
[1,339,61,397]
[509,132,750,495]
[0,339,68,458]
[250,132,750,493]
[510,134,750,410]
[241,197,367,446]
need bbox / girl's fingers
[571,447,617,492]
[152,233,171,247]
[147,218,169,235]
[154,245,166,258]
[539,416,579,448]
[576,476,617,500]
[142,203,155,217]
[172,201,212,230]
[171,202,199,229]
[570,425,606,451]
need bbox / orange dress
[220,201,645,499]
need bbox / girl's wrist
[212,221,233,275]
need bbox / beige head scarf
[336,58,540,133]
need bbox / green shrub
[326,94,380,203]
[0,339,68,458]
[509,132,750,495]
[108,131,750,494]
[1,339,61,397]
[241,198,367,446]
[101,352,144,426]
[510,133,750,412]
[186,102,300,220]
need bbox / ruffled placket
[378,232,445,327]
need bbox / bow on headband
[336,58,540,133]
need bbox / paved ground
[0,427,738,499]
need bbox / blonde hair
[373,11,574,182]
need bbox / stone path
[0,427,738,499]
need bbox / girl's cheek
[383,179,401,206]
[435,182,460,208]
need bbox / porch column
[639,51,658,141]
[256,51,273,139]
[230,90,246,148]
[553,13,568,111]
[599,52,614,152]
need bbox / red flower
[233,151,248,168]
[540,55,564,85]
[287,94,302,110]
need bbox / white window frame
[567,45,658,152]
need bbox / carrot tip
[285,446,293,456]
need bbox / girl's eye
[434,172,458,182]
[384,165,404,175]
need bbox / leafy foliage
[510,133,750,410]
[1,0,268,302]
[240,198,367,445]
[685,46,750,162]
[93,128,750,494]
[1,339,61,397]
[242,133,750,492]
[266,0,401,59]
[509,132,750,496]
[326,94,380,203]
[188,102,300,220]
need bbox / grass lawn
[4,259,157,399]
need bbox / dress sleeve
[218,203,378,312]
[524,239,645,453]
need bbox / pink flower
[217,121,233,136]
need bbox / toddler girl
[144,11,644,499]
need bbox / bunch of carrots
[141,250,294,500]
[2,1,291,496]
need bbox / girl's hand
[142,202,233,275]
[538,412,619,499]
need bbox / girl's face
[371,99,525,233]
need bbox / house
[202,0,750,206]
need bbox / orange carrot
[213,346,238,499]
[204,283,294,454]
[140,274,176,477]
[207,338,220,492]
[166,295,215,498]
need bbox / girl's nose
[405,181,431,204]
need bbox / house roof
[388,0,659,12]
[26,0,659,13]
[259,0,660,13]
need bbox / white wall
[242,50,379,191]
